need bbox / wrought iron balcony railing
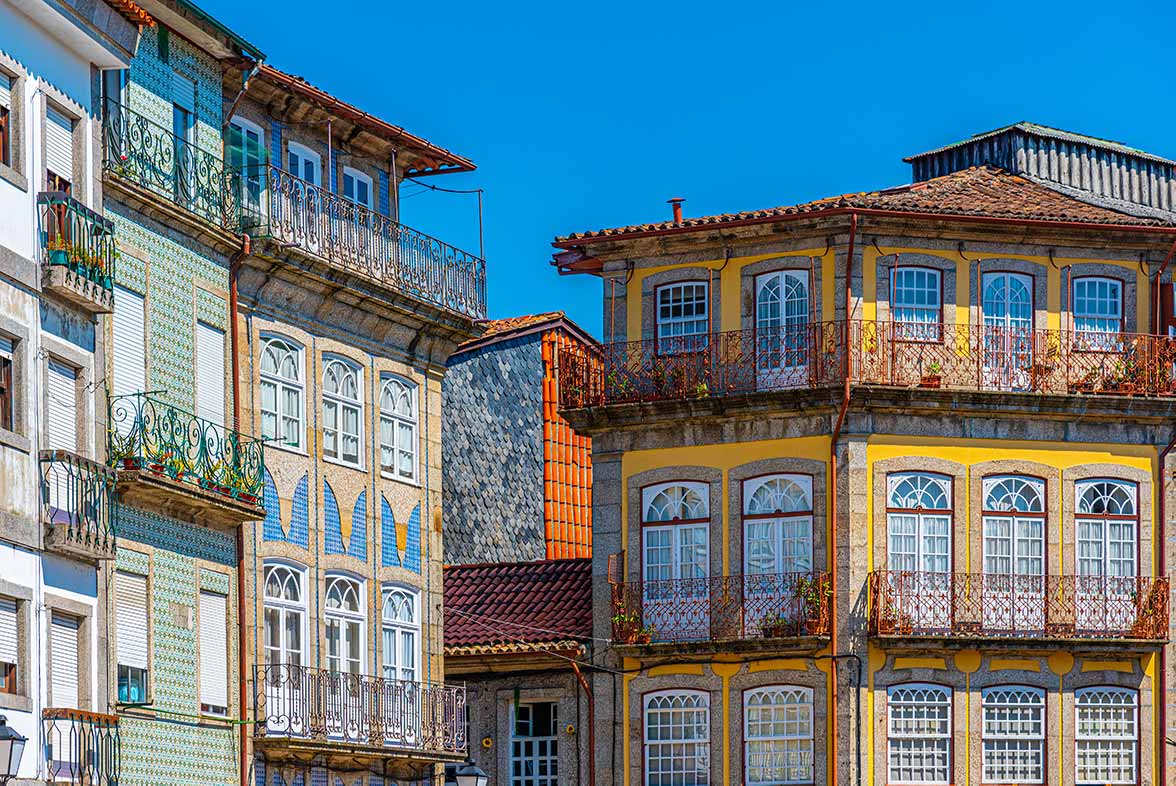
[557,320,1176,408]
[867,571,1170,640]
[108,392,264,506]
[40,450,116,560]
[227,164,487,319]
[36,192,116,291]
[101,98,232,225]
[254,664,467,756]
[42,708,120,786]
[610,572,832,644]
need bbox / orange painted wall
[542,329,593,558]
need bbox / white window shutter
[195,322,224,426]
[115,572,148,670]
[198,591,227,710]
[112,285,146,401]
[45,107,74,182]
[46,359,77,452]
[49,612,80,709]
[0,597,17,665]
[171,72,196,113]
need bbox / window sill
[0,691,32,712]
[379,470,420,488]
[0,427,31,454]
[0,162,27,192]
[322,455,365,473]
[266,441,309,459]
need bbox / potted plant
[759,611,794,639]
[794,574,832,634]
[606,370,634,399]
[633,625,655,645]
[1070,370,1098,394]
[611,607,641,643]
[920,361,942,389]
[46,235,69,266]
[694,381,710,399]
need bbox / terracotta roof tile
[443,558,592,653]
[475,312,566,339]
[553,166,1171,245]
[108,0,154,27]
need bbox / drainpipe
[828,212,856,786]
[229,233,250,786]
[567,654,595,786]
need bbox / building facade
[0,1,143,783]
[554,123,1176,786]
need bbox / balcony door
[171,72,196,208]
[981,476,1045,633]
[262,564,306,735]
[755,269,809,390]
[228,118,264,221]
[1075,480,1138,633]
[743,475,813,634]
[886,472,952,631]
[982,272,1034,390]
[642,483,710,641]
[286,142,322,252]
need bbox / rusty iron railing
[610,572,832,644]
[254,664,467,755]
[42,708,119,785]
[868,571,1170,640]
[557,321,1176,408]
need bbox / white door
[981,476,1045,632]
[643,524,709,640]
[743,475,814,633]
[195,321,225,426]
[755,270,809,389]
[887,473,952,630]
[1075,480,1137,633]
[982,272,1033,390]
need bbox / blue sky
[201,0,1176,338]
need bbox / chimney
[667,197,684,225]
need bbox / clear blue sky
[201,0,1176,339]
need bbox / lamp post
[0,716,26,785]
[452,760,488,786]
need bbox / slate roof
[443,558,592,655]
[553,166,1172,246]
[903,122,1176,167]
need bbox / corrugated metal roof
[904,122,1176,167]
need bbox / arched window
[981,475,1045,576]
[1072,276,1123,336]
[744,475,813,575]
[892,266,942,341]
[744,686,813,785]
[982,686,1044,784]
[260,337,303,448]
[324,575,364,674]
[322,358,362,466]
[888,683,951,784]
[262,564,305,669]
[642,482,710,640]
[887,472,951,573]
[1075,687,1137,785]
[379,377,417,482]
[645,690,709,785]
[381,586,419,683]
[1075,479,1137,578]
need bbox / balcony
[107,392,265,525]
[610,572,831,653]
[867,571,1170,644]
[36,192,116,313]
[229,164,486,319]
[557,321,1176,408]
[101,98,231,226]
[42,708,119,786]
[253,664,467,778]
[40,450,116,561]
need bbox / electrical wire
[403,176,482,195]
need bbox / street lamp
[0,716,26,785]
[452,760,488,786]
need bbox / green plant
[793,575,832,617]
[925,361,942,376]
[694,381,709,398]
[611,607,639,627]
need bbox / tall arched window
[1075,479,1137,578]
[645,690,709,785]
[642,482,710,641]
[323,358,362,467]
[260,337,303,448]
[982,686,1044,784]
[1075,687,1137,785]
[888,683,951,784]
[744,475,813,575]
[981,476,1046,630]
[744,686,813,785]
[887,473,952,629]
[755,269,810,387]
[379,377,417,482]
[324,575,364,674]
[262,564,305,669]
[381,586,419,683]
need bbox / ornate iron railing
[36,192,116,290]
[100,98,231,225]
[558,321,1176,407]
[254,664,467,755]
[42,708,120,785]
[40,450,116,556]
[868,571,1170,640]
[227,164,486,319]
[610,572,831,643]
[108,392,264,505]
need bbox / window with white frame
[512,701,559,786]
[887,683,951,784]
[287,141,321,186]
[645,690,710,785]
[1076,479,1137,578]
[892,267,942,340]
[263,564,305,672]
[743,474,813,575]
[656,282,709,354]
[322,357,362,466]
[342,166,372,209]
[380,376,417,481]
[887,473,952,574]
[642,482,709,584]
[982,686,1044,784]
[744,686,813,785]
[115,571,149,703]
[260,337,303,449]
[1075,687,1137,785]
[1073,276,1123,336]
[324,575,364,675]
[381,586,418,683]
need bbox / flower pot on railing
[49,248,68,266]
[1044,621,1075,637]
[919,374,941,389]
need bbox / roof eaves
[173,0,263,58]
